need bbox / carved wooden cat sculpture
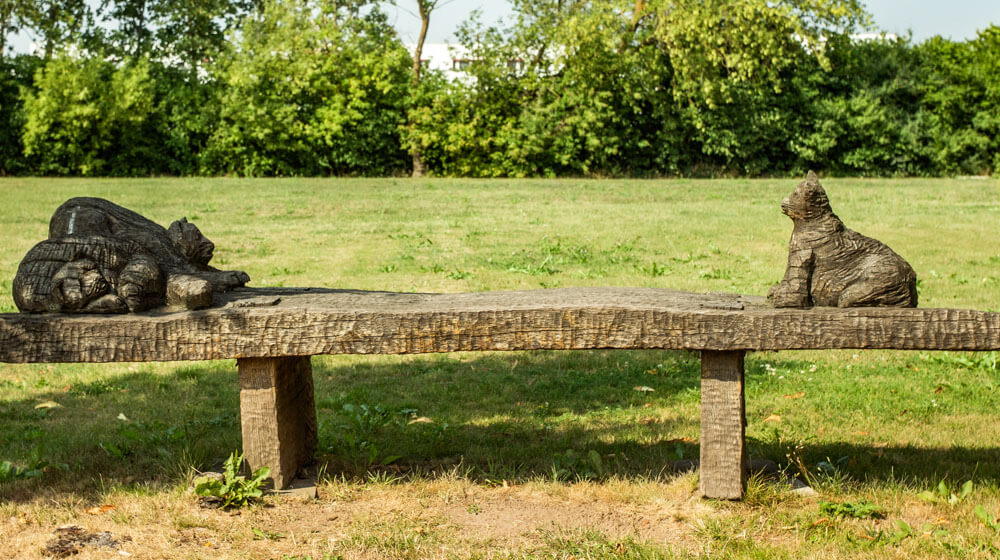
[14,198,249,313]
[767,171,917,308]
[14,236,164,313]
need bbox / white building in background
[410,43,473,81]
[850,32,900,42]
[409,43,524,81]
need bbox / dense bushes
[0,0,997,177]
[202,1,411,176]
[21,54,157,175]
[0,56,40,175]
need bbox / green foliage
[0,55,40,175]
[143,65,221,175]
[0,459,44,482]
[917,480,974,505]
[920,352,999,371]
[18,0,90,60]
[21,52,156,175]
[0,1,30,64]
[94,0,254,63]
[819,500,886,519]
[99,416,188,461]
[251,527,285,540]
[0,450,67,483]
[551,448,606,481]
[203,0,411,176]
[322,403,406,468]
[408,1,690,177]
[974,505,1000,533]
[193,450,270,509]
[3,1,1000,177]
[887,519,914,545]
[652,0,869,105]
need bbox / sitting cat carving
[767,171,917,308]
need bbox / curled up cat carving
[14,197,249,313]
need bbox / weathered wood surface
[14,197,249,314]
[238,356,317,489]
[768,172,917,308]
[2,287,999,363]
[699,351,747,500]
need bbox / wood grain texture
[14,197,249,314]
[768,172,917,308]
[238,356,316,489]
[699,351,746,500]
[2,287,999,363]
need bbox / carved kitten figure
[13,236,164,313]
[14,197,249,313]
[767,171,917,308]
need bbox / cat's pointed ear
[167,219,184,243]
[805,170,820,185]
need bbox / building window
[453,59,472,71]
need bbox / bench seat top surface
[1,287,998,363]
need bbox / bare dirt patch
[3,476,714,559]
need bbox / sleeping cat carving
[767,172,917,308]
[14,197,249,313]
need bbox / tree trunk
[618,0,645,53]
[411,152,426,178]
[43,2,58,60]
[0,1,11,65]
[409,1,433,178]
[411,5,429,85]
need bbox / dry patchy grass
[1,177,999,558]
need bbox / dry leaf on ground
[85,505,116,515]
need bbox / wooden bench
[2,286,998,500]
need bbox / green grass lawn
[1,176,999,559]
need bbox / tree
[0,0,29,64]
[95,0,154,56]
[0,55,42,174]
[912,27,1000,174]
[21,54,156,174]
[406,0,871,177]
[408,0,688,176]
[95,0,257,66]
[204,0,411,176]
[403,0,445,177]
[20,0,90,59]
[650,0,869,105]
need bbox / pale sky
[8,0,1000,53]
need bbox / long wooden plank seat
[2,286,998,499]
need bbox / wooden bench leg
[237,356,317,489]
[699,350,747,500]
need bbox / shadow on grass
[1,349,1000,503]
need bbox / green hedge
[2,18,996,177]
